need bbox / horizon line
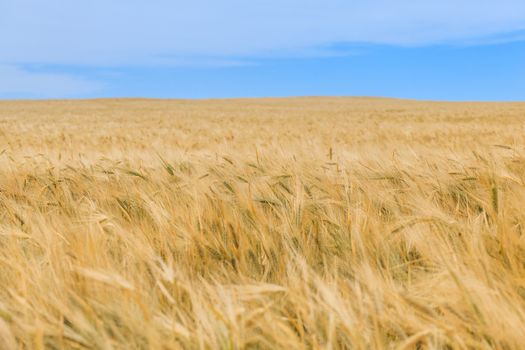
[1,95,525,104]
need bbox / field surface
[1,97,525,349]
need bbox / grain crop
[1,97,525,349]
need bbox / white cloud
[0,0,524,67]
[0,65,104,98]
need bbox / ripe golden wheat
[1,97,525,349]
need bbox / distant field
[2,97,525,349]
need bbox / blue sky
[1,1,524,100]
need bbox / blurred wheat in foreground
[2,97,525,349]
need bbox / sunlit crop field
[2,97,525,349]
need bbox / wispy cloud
[1,0,524,67]
[0,65,104,98]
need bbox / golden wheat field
[2,97,525,349]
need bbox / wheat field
[1,97,525,349]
